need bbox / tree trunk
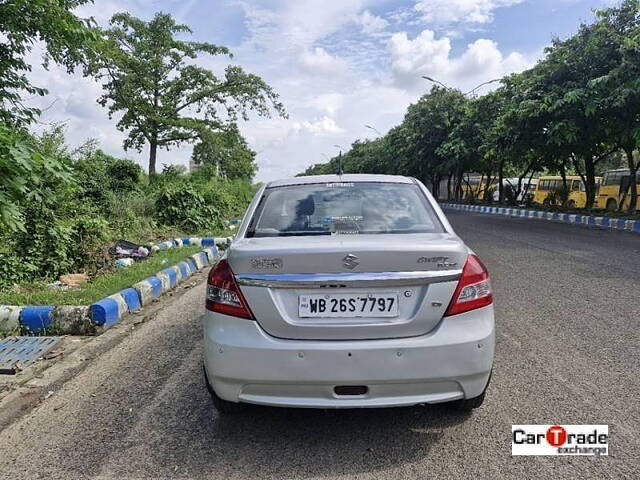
[149,141,158,177]
[559,164,568,207]
[626,148,638,213]
[524,170,536,202]
[456,170,464,201]
[584,158,596,210]
[447,173,453,201]
[150,87,160,179]
[498,161,504,203]
[484,171,493,202]
[429,173,439,199]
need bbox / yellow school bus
[461,175,497,201]
[534,175,602,208]
[596,169,640,211]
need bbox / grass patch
[0,246,206,306]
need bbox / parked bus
[534,175,602,208]
[596,168,640,211]
[492,177,538,203]
[461,175,497,201]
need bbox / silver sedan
[203,174,494,413]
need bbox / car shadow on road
[51,316,472,479]
[122,376,473,480]
[208,404,469,477]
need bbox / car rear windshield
[246,182,444,237]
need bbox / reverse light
[206,259,255,320]
[445,254,493,316]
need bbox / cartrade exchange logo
[512,425,608,456]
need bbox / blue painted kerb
[201,237,215,247]
[178,262,190,279]
[187,258,197,273]
[120,288,142,311]
[21,306,55,332]
[90,298,120,327]
[442,203,640,236]
[162,268,178,287]
[144,276,163,298]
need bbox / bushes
[152,164,254,233]
[0,123,74,231]
[155,184,225,233]
[0,126,255,290]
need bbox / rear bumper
[203,306,494,408]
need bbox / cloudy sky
[28,0,614,181]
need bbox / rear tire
[451,391,486,412]
[203,366,245,415]
[606,199,617,212]
[567,200,576,209]
[448,370,491,412]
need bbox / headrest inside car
[296,195,315,216]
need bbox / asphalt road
[1,212,639,479]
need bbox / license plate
[298,293,399,318]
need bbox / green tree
[191,125,257,180]
[402,87,468,199]
[0,0,97,124]
[588,0,640,211]
[520,21,621,208]
[493,75,561,203]
[90,12,285,177]
[438,92,505,201]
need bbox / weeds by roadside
[0,246,205,306]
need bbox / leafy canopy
[90,12,286,175]
[191,125,257,180]
[0,0,97,124]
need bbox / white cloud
[388,30,535,93]
[293,116,345,136]
[413,0,525,25]
[358,10,389,34]
[75,0,147,24]
[389,30,452,89]
[307,93,345,116]
[236,0,367,49]
[299,47,349,75]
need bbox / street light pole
[422,75,501,97]
[333,144,344,175]
[464,78,501,96]
[421,75,451,90]
[365,124,382,136]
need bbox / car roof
[267,174,415,188]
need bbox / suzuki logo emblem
[343,253,359,270]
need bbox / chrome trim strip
[235,270,462,288]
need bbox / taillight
[206,259,255,320]
[444,254,493,316]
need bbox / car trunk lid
[227,234,467,340]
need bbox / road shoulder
[0,270,208,432]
